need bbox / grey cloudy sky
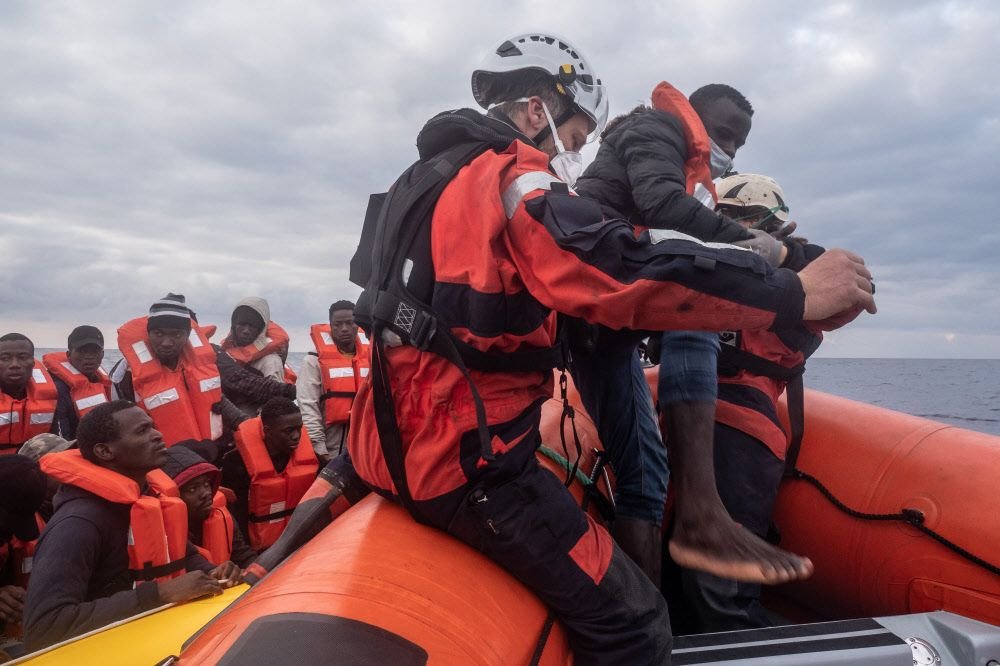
[2,1,998,357]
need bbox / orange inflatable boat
[168,373,999,664]
[769,387,1000,625]
[173,400,606,665]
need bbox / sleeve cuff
[769,268,805,331]
[137,581,161,610]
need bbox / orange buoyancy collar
[41,450,189,583]
[42,352,112,418]
[233,417,318,550]
[309,324,370,427]
[651,81,718,206]
[1,362,58,454]
[220,322,291,369]
[117,317,223,446]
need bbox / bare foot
[669,510,813,584]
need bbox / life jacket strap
[130,557,187,582]
[248,507,297,523]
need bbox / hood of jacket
[232,296,271,346]
[416,108,532,162]
[161,444,221,492]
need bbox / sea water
[39,351,1000,437]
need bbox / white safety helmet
[471,33,609,140]
[716,173,790,222]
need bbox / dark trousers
[680,422,784,633]
[442,433,671,664]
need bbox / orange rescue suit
[0,362,58,454]
[309,325,370,427]
[41,450,190,583]
[117,317,223,446]
[715,327,822,459]
[233,417,318,550]
[42,351,112,418]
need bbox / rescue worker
[0,333,57,454]
[162,445,257,568]
[573,82,809,585]
[220,297,291,386]
[0,455,46,649]
[221,397,318,551]
[297,300,370,464]
[110,294,244,447]
[44,325,111,440]
[345,33,874,664]
[22,401,238,650]
[678,173,826,632]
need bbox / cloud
[0,0,997,357]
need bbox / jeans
[658,331,721,407]
[571,338,669,525]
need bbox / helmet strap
[532,104,578,146]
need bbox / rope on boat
[787,467,1000,578]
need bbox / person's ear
[524,96,548,134]
[92,441,115,463]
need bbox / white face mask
[540,101,583,187]
[709,138,734,179]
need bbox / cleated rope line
[787,467,1000,577]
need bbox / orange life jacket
[221,322,293,384]
[195,491,235,565]
[309,325,370,427]
[8,514,45,590]
[41,450,190,583]
[233,417,317,550]
[42,351,111,418]
[651,81,718,206]
[0,362,58,454]
[283,364,298,385]
[118,317,223,446]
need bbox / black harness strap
[718,344,804,381]
[130,558,187,582]
[783,374,806,476]
[248,507,298,523]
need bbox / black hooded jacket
[22,481,214,650]
[575,108,754,243]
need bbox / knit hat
[0,455,47,541]
[161,443,221,491]
[147,293,193,332]
[18,433,74,462]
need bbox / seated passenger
[162,445,256,568]
[680,173,827,632]
[44,325,111,440]
[110,294,243,447]
[0,455,46,647]
[297,300,369,464]
[220,297,293,388]
[1,334,57,454]
[22,401,237,650]
[221,398,318,551]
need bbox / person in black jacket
[22,401,237,651]
[572,83,813,588]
